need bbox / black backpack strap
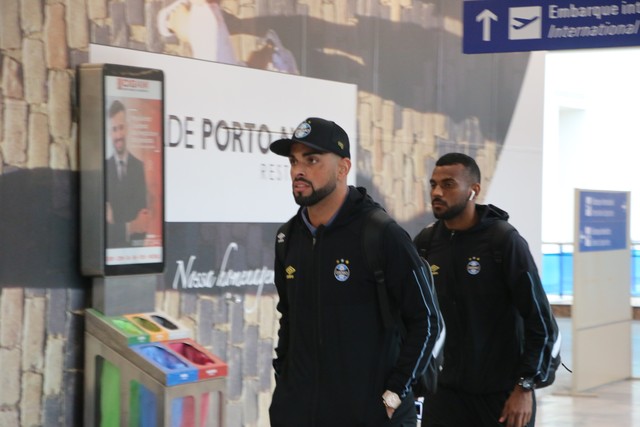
[362,209,395,331]
[490,220,516,264]
[413,222,438,259]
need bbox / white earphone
[468,190,476,201]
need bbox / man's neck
[306,185,349,228]
[443,204,478,231]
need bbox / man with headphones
[414,152,560,427]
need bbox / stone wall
[0,288,85,426]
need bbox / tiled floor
[536,318,640,426]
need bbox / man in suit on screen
[105,99,150,248]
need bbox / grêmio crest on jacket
[334,259,351,282]
[466,257,481,275]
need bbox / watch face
[519,377,535,390]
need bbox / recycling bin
[84,308,226,427]
[124,312,192,341]
[163,339,228,380]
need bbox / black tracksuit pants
[422,385,536,427]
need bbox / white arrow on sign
[476,9,498,42]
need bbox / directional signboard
[464,0,640,53]
[577,190,628,252]
[572,188,631,393]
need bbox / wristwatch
[517,376,535,391]
[382,390,401,410]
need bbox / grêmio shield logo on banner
[463,0,640,53]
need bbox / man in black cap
[268,117,444,427]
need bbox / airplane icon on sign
[512,16,539,30]
[509,6,542,40]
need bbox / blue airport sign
[463,0,640,53]
[578,190,628,252]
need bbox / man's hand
[382,390,401,420]
[128,208,151,235]
[499,386,533,427]
[384,405,395,420]
[106,203,114,224]
[166,2,191,42]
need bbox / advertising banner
[91,44,358,224]
[104,76,164,266]
[90,44,358,293]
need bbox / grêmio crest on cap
[294,122,311,139]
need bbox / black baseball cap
[270,117,350,158]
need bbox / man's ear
[338,157,351,179]
[470,183,481,200]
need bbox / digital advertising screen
[103,66,165,274]
[79,63,165,277]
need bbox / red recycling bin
[163,339,228,380]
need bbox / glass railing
[541,242,640,297]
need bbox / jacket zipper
[448,230,466,387]
[312,233,319,427]
[313,235,320,345]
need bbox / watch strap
[517,376,535,391]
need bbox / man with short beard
[268,117,443,427]
[414,152,561,427]
[105,99,150,248]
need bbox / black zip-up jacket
[269,186,443,427]
[415,204,560,394]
